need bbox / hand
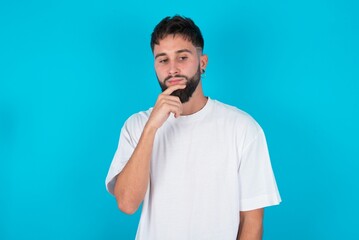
[146,84,186,130]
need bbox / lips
[166,78,187,86]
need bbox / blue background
[1,0,358,239]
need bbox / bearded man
[106,15,281,240]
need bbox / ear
[200,54,208,72]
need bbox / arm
[237,208,264,240]
[113,84,185,214]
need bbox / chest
[150,120,239,190]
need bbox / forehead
[153,34,197,55]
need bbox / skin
[237,209,264,240]
[153,34,208,114]
[114,34,263,239]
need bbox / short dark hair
[150,15,204,52]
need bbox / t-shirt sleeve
[105,114,145,195]
[238,122,281,211]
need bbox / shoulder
[211,99,262,131]
[122,108,153,133]
[210,99,268,152]
[209,99,265,147]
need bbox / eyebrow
[154,49,193,59]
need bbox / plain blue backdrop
[1,0,358,239]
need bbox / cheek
[186,61,200,75]
[154,66,166,80]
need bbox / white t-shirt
[106,98,281,240]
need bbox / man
[106,15,281,240]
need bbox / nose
[168,61,179,76]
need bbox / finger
[168,104,183,118]
[159,95,182,104]
[160,101,183,117]
[162,84,186,95]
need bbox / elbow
[114,180,142,215]
[118,202,138,215]
[116,197,139,215]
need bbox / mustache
[164,75,189,83]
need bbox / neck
[181,82,208,115]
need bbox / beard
[157,66,201,103]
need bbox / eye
[179,56,188,61]
[159,58,168,64]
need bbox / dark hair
[150,15,204,52]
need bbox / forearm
[237,209,264,240]
[114,84,184,214]
[114,124,157,214]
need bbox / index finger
[162,84,186,95]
